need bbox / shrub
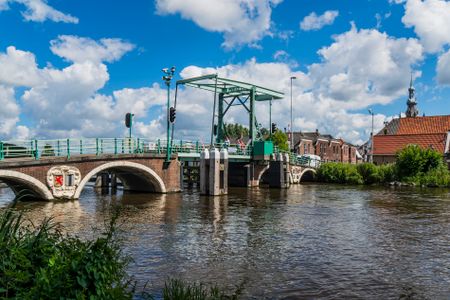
[377,164,397,183]
[317,162,363,185]
[0,210,134,299]
[418,165,450,187]
[396,144,445,179]
[356,163,381,184]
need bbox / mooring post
[219,148,229,195]
[209,148,221,196]
[200,148,210,195]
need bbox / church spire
[406,73,419,118]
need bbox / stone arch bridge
[0,138,319,200]
[0,154,180,200]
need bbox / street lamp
[368,109,374,163]
[290,76,297,151]
[163,66,175,162]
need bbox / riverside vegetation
[0,202,240,300]
[317,145,450,187]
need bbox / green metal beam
[176,74,218,85]
[177,74,284,100]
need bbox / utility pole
[290,76,297,151]
[163,66,175,162]
[368,109,374,163]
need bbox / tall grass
[0,208,134,299]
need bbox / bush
[356,163,381,184]
[378,164,397,183]
[0,210,134,299]
[317,162,363,185]
[396,145,445,179]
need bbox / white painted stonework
[290,166,303,184]
[47,166,81,199]
[0,170,54,200]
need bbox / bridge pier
[267,154,290,189]
[200,148,228,196]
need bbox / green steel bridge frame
[174,74,284,149]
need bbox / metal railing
[0,138,254,161]
[0,138,319,168]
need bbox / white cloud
[0,46,42,87]
[0,85,20,136]
[0,36,166,139]
[437,49,450,85]
[50,35,135,63]
[1,0,78,23]
[155,0,282,49]
[308,24,423,109]
[401,0,450,53]
[273,50,299,68]
[173,25,423,145]
[300,10,339,31]
[0,25,425,145]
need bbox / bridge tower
[173,75,284,148]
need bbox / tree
[396,144,444,179]
[270,130,289,152]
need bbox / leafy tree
[270,130,289,152]
[224,123,249,139]
[396,144,444,179]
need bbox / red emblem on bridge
[54,175,64,187]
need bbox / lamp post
[368,109,374,163]
[290,76,297,151]
[163,66,175,162]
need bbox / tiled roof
[373,133,447,155]
[377,115,450,136]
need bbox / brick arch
[74,161,166,199]
[299,168,316,182]
[0,170,54,200]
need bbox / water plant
[0,208,134,299]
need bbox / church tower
[406,74,419,118]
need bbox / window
[304,143,307,154]
[66,174,74,186]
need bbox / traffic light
[169,107,176,123]
[271,122,277,133]
[125,113,133,128]
[213,124,218,135]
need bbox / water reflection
[1,184,450,299]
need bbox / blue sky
[0,0,449,144]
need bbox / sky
[0,0,449,145]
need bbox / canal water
[1,184,450,299]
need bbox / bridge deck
[0,137,320,168]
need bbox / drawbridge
[173,74,284,149]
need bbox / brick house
[293,130,358,163]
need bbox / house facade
[293,130,358,164]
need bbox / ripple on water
[1,184,450,299]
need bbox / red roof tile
[394,115,450,135]
[373,133,447,155]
